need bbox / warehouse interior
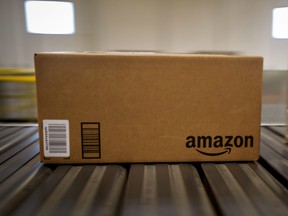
[0,0,287,215]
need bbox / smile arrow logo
[195,147,231,156]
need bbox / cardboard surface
[35,53,263,163]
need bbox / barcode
[81,123,101,159]
[43,120,70,157]
[48,124,67,153]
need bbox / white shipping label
[43,120,70,157]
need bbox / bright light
[24,1,75,34]
[272,7,288,39]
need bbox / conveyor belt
[260,127,288,185]
[0,125,287,216]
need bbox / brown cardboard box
[35,52,263,164]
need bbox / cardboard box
[35,52,263,164]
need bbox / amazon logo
[185,135,254,156]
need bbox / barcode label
[81,123,101,159]
[43,120,70,157]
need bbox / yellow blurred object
[0,76,35,82]
[0,68,34,75]
[0,68,35,83]
[0,68,37,121]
